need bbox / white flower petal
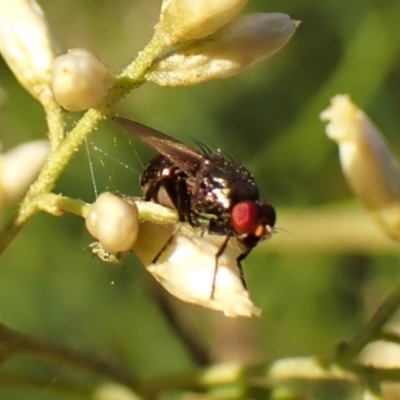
[133,222,261,317]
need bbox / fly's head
[231,200,276,251]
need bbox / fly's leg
[144,170,191,223]
[235,251,249,291]
[151,224,182,264]
[210,233,232,299]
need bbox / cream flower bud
[0,0,56,101]
[94,383,140,400]
[133,222,261,317]
[51,48,115,111]
[321,95,400,241]
[158,0,248,45]
[85,192,139,253]
[0,140,49,208]
[147,13,298,86]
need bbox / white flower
[0,0,56,102]
[321,95,400,241]
[51,48,115,111]
[133,222,261,318]
[0,140,49,208]
[85,192,139,253]
[147,13,298,86]
[158,0,248,45]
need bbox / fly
[112,116,276,297]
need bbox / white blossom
[321,95,400,241]
[133,222,261,317]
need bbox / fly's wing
[113,116,201,172]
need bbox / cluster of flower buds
[0,140,49,209]
[149,0,298,86]
[0,0,298,106]
[0,0,292,316]
[0,1,114,112]
[321,95,400,241]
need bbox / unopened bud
[0,0,56,102]
[86,192,139,253]
[147,13,298,86]
[52,48,115,111]
[0,140,49,208]
[158,0,248,45]
[133,222,261,317]
[94,383,141,400]
[321,95,400,241]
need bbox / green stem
[337,284,400,360]
[0,372,92,398]
[377,330,400,346]
[0,321,140,392]
[36,193,91,217]
[0,31,166,257]
[44,97,65,150]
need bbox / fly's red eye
[231,200,258,234]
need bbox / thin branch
[0,372,91,398]
[149,283,211,367]
[0,322,140,393]
[44,97,65,150]
[377,330,400,346]
[36,193,91,217]
[337,284,400,360]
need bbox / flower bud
[85,192,139,253]
[133,222,261,317]
[147,13,298,86]
[0,0,56,101]
[51,48,115,111]
[94,383,140,400]
[0,140,49,208]
[158,0,248,45]
[321,95,400,241]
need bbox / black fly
[113,116,276,297]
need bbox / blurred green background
[1,0,400,399]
